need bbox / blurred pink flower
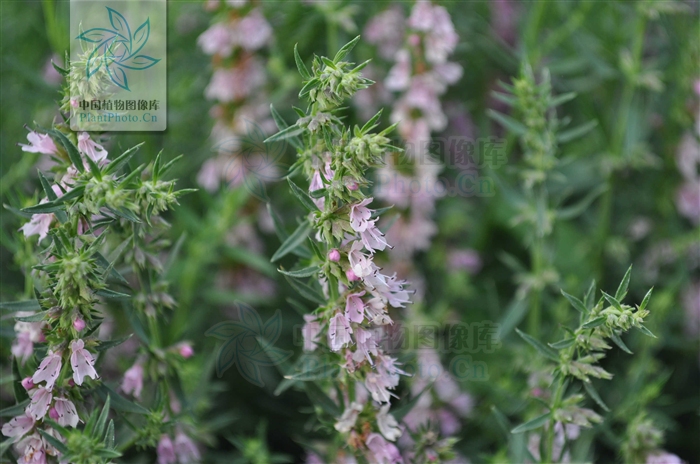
[234,9,272,51]
[676,181,700,224]
[448,249,482,274]
[365,7,405,59]
[20,130,57,155]
[121,362,144,399]
[198,23,234,57]
[157,435,177,464]
[174,431,201,463]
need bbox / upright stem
[594,13,647,281]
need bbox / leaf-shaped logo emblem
[76,7,160,92]
[206,303,293,387]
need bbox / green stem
[594,14,647,281]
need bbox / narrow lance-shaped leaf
[271,221,312,262]
[515,328,559,362]
[615,265,633,301]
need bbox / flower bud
[49,407,59,420]
[328,249,341,262]
[73,318,86,332]
[21,377,34,390]
[346,269,359,281]
[179,343,194,359]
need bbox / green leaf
[583,382,610,412]
[15,312,45,322]
[584,280,597,311]
[95,334,133,352]
[549,92,577,107]
[95,395,111,438]
[95,384,149,414]
[558,120,598,143]
[104,419,115,447]
[12,357,28,402]
[582,316,606,329]
[95,288,131,299]
[561,289,589,314]
[283,275,325,305]
[610,333,632,354]
[264,124,305,144]
[615,266,633,301]
[637,324,656,338]
[38,429,69,454]
[21,200,65,214]
[104,143,144,175]
[498,298,528,339]
[284,359,338,382]
[294,43,311,80]
[487,109,527,136]
[511,412,551,433]
[38,171,67,223]
[639,287,653,312]
[601,291,622,311]
[393,384,431,422]
[271,221,312,262]
[287,178,317,212]
[333,35,360,63]
[304,382,340,417]
[549,338,576,350]
[270,104,301,150]
[0,399,29,417]
[515,328,558,362]
[361,109,383,133]
[50,130,84,172]
[278,266,321,278]
[0,438,13,459]
[0,300,41,312]
[557,184,607,220]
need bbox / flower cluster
[196,1,278,192]
[266,37,412,463]
[366,0,462,256]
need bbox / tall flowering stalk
[197,0,276,193]
[265,37,412,463]
[2,60,196,463]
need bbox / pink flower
[122,363,144,399]
[12,316,44,364]
[204,59,266,102]
[353,327,378,365]
[174,431,201,463]
[350,198,373,232]
[19,210,54,242]
[77,132,108,164]
[19,131,57,155]
[682,281,700,337]
[365,297,391,325]
[677,181,700,224]
[345,291,366,323]
[197,23,234,57]
[157,435,177,464]
[328,313,353,351]
[646,451,684,464]
[386,49,412,91]
[73,318,86,332]
[365,7,405,60]
[302,314,321,352]
[408,1,459,65]
[69,339,98,385]
[360,221,389,253]
[346,268,360,282]
[309,160,334,209]
[334,402,363,433]
[179,343,194,358]
[234,9,272,51]
[448,249,482,274]
[15,432,48,464]
[28,387,52,420]
[377,404,402,441]
[52,397,79,428]
[348,241,374,278]
[328,249,341,262]
[32,350,62,391]
[1,413,34,442]
[365,433,403,463]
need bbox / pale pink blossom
[73,318,86,332]
[157,435,177,464]
[682,281,700,337]
[77,132,108,164]
[15,432,48,464]
[350,198,373,232]
[360,221,389,252]
[302,314,322,352]
[20,131,57,155]
[19,209,54,242]
[122,362,144,399]
[645,452,684,464]
[365,7,405,59]
[365,372,393,403]
[365,432,403,464]
[179,343,194,358]
[328,312,353,352]
[348,241,375,278]
[21,377,34,390]
[676,181,700,224]
[69,339,98,385]
[204,58,266,102]
[346,268,360,282]
[234,9,272,51]
[53,397,79,427]
[174,430,201,463]
[28,387,52,420]
[197,158,223,192]
[1,413,34,442]
[365,297,391,325]
[32,350,62,391]
[408,1,459,64]
[448,249,482,274]
[353,327,378,365]
[377,404,402,441]
[386,49,412,91]
[42,55,62,86]
[197,23,234,57]
[12,332,36,365]
[334,402,363,433]
[345,291,366,323]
